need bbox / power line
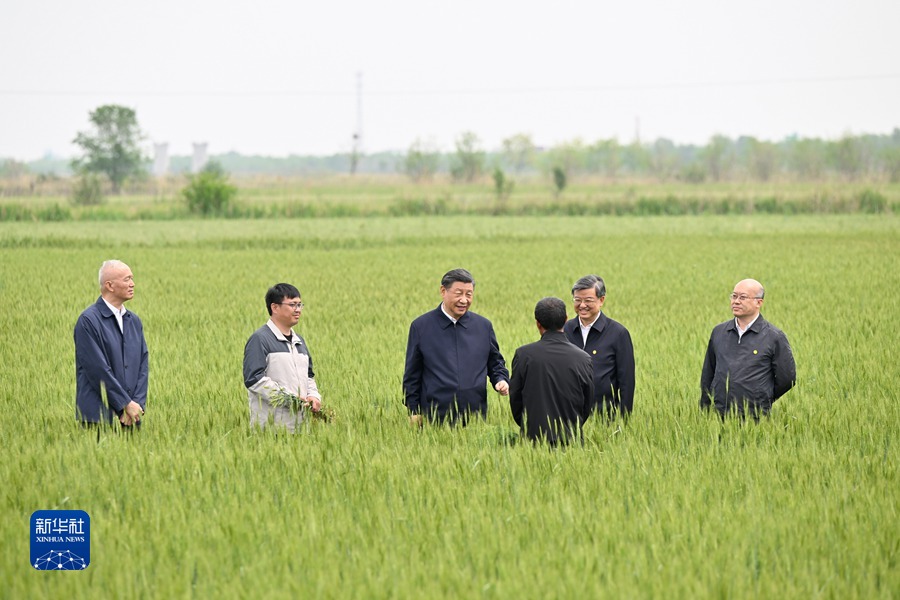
[1,73,898,98]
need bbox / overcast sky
[2,0,898,160]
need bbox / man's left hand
[305,396,321,412]
[494,381,510,396]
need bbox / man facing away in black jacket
[510,297,594,446]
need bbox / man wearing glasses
[700,278,796,419]
[563,274,635,420]
[243,283,321,432]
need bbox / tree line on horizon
[1,105,898,185]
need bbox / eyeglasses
[730,294,762,302]
[573,297,599,306]
[279,302,304,310]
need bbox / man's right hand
[120,401,143,426]
[409,414,423,428]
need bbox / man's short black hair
[441,268,475,288]
[534,297,567,331]
[266,283,300,315]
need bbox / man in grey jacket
[243,283,321,432]
[700,278,796,419]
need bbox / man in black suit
[509,297,594,446]
[563,274,635,420]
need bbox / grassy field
[1,215,897,598]
[1,176,898,219]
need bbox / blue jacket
[403,306,509,423]
[74,297,149,423]
[563,312,635,418]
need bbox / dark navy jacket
[700,314,795,416]
[563,312,635,418]
[74,297,149,423]
[403,305,509,423]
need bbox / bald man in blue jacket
[74,260,148,426]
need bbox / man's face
[573,288,604,324]
[441,282,474,319]
[105,266,135,304]
[271,296,303,329]
[730,282,763,320]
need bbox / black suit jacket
[509,330,594,445]
[563,312,635,418]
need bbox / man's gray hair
[572,274,606,298]
[99,260,128,289]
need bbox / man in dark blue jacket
[563,274,635,420]
[403,268,509,426]
[74,260,148,427]
[701,278,796,419]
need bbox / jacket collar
[726,313,766,333]
[95,296,129,320]
[540,329,569,343]
[266,319,300,345]
[434,304,470,329]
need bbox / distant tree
[0,158,28,179]
[649,138,679,181]
[450,131,485,183]
[702,134,734,181]
[403,138,441,182]
[71,173,105,206]
[183,161,237,216]
[543,139,586,178]
[681,162,707,183]
[620,142,651,176]
[787,137,826,180]
[880,138,900,182]
[552,166,567,198]
[829,135,864,180]
[72,105,145,193]
[586,139,621,178]
[500,133,536,173]
[492,167,514,213]
[745,137,778,181]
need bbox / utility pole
[350,71,363,175]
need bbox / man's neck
[102,295,124,311]
[579,313,600,328]
[736,313,759,330]
[271,319,292,337]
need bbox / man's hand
[120,401,143,426]
[494,381,510,396]
[305,396,321,412]
[409,414,423,428]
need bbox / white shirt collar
[735,314,760,338]
[579,312,601,345]
[440,304,458,324]
[102,297,127,332]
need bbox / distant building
[153,143,169,177]
[192,143,208,173]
